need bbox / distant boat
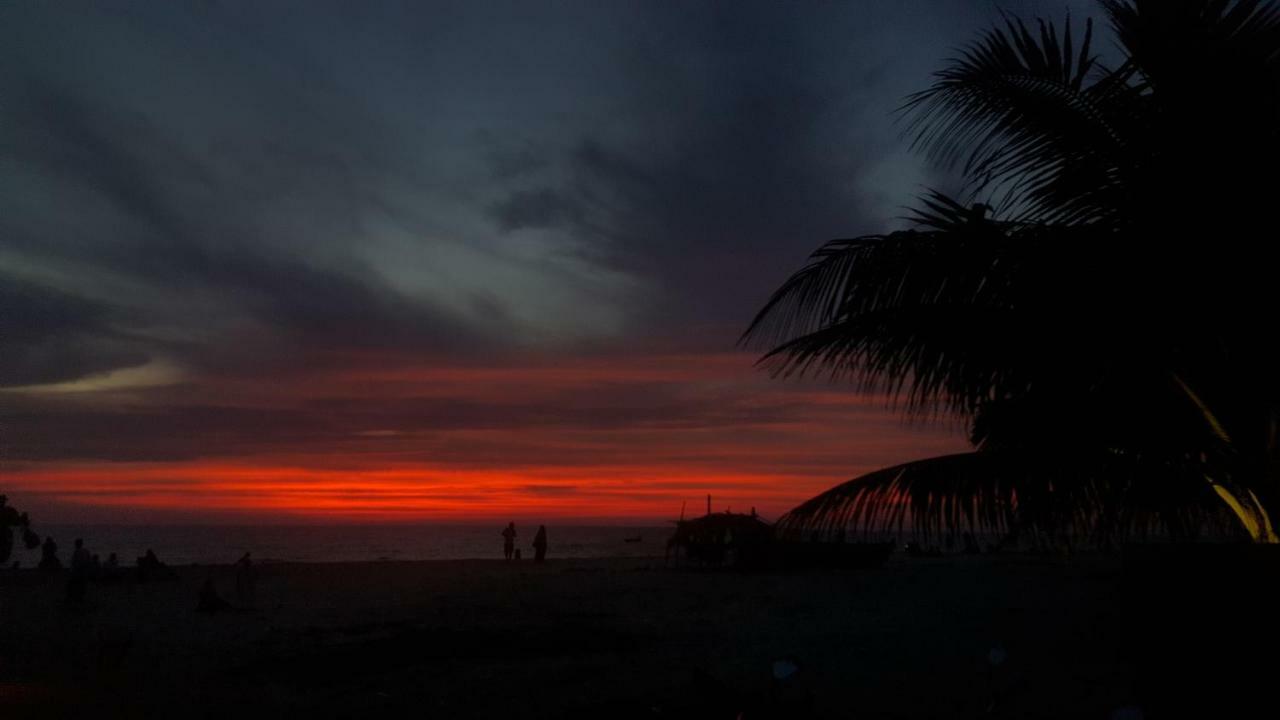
[623,535,643,543]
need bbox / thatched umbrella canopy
[667,512,773,568]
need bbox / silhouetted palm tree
[745,0,1280,545]
[0,495,40,565]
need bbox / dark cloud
[0,276,147,387]
[489,188,586,233]
[2,79,495,378]
[3,275,112,346]
[1,367,884,462]
[0,0,1091,506]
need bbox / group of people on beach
[502,522,548,562]
[35,532,257,613]
[35,534,178,602]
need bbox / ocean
[9,524,671,566]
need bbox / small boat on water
[623,535,643,543]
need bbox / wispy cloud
[1,0,1094,520]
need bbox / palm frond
[1104,0,1280,80]
[741,214,1028,413]
[774,450,1246,547]
[748,0,1280,544]
[741,199,1117,415]
[901,13,1143,225]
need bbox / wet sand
[1,554,1133,718]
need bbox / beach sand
[1,554,1133,718]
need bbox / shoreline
[4,524,675,567]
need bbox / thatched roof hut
[665,493,896,570]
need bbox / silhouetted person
[197,577,231,613]
[72,538,91,571]
[235,552,256,606]
[67,538,91,602]
[137,548,168,582]
[102,552,121,582]
[532,525,548,563]
[39,536,62,571]
[502,522,516,560]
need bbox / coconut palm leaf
[1100,0,1280,230]
[742,196,1024,415]
[1103,0,1280,82]
[774,450,1246,547]
[750,0,1280,542]
[901,14,1144,225]
[742,197,1124,416]
[1174,373,1280,542]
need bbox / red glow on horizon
[5,351,967,524]
[3,461,866,523]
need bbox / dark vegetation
[745,0,1280,546]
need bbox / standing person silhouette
[39,536,61,570]
[67,538,91,602]
[532,525,548,563]
[502,522,517,561]
[235,552,256,606]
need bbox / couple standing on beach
[502,522,548,563]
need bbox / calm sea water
[10,524,671,566]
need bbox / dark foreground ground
[2,554,1139,719]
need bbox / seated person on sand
[137,548,174,581]
[197,577,233,614]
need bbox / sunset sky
[2,1,1089,524]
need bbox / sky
[1,0,1094,524]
